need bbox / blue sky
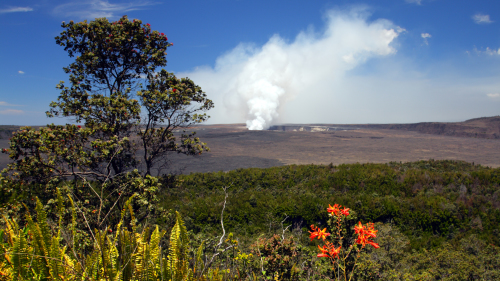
[1,0,500,128]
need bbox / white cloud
[0,6,33,14]
[487,93,500,98]
[472,13,493,24]
[405,0,423,5]
[0,109,23,115]
[18,70,24,74]
[472,47,500,55]
[53,0,157,20]
[0,101,22,106]
[179,8,403,130]
[421,33,431,45]
[484,47,500,55]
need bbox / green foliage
[0,196,75,279]
[0,195,205,280]
[164,161,500,250]
[45,15,213,177]
[137,69,213,176]
[355,227,500,280]
[166,211,191,280]
[1,14,212,184]
[1,160,500,279]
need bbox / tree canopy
[1,15,213,236]
[4,15,213,183]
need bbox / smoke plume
[181,9,404,130]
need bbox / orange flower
[327,204,341,216]
[354,221,366,235]
[355,222,379,248]
[329,244,342,259]
[317,245,329,258]
[340,207,350,216]
[356,234,369,245]
[365,223,377,238]
[309,225,331,241]
[327,204,350,217]
[367,240,380,249]
[316,242,341,259]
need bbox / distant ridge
[358,115,500,139]
[0,126,44,139]
[268,116,500,140]
[3,116,500,140]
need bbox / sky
[1,0,500,129]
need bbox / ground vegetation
[1,159,499,280]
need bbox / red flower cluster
[327,204,350,217]
[317,242,341,259]
[77,125,81,129]
[309,225,330,241]
[354,222,379,248]
[310,203,380,275]
[146,23,151,27]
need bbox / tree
[3,15,212,181]
[1,15,213,235]
[47,15,214,176]
[137,69,213,176]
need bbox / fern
[9,219,30,280]
[0,195,219,281]
[166,211,190,281]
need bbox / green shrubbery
[1,160,500,279]
[1,167,499,280]
[164,161,500,249]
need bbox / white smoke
[180,9,404,130]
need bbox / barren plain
[2,117,500,175]
[160,123,500,174]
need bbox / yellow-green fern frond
[131,226,165,281]
[115,194,136,241]
[56,188,64,232]
[167,211,190,281]
[34,199,52,254]
[10,225,31,280]
[149,225,164,274]
[194,241,204,277]
[24,199,53,279]
[66,195,77,248]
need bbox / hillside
[270,116,500,139]
[359,116,500,139]
[0,126,19,139]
